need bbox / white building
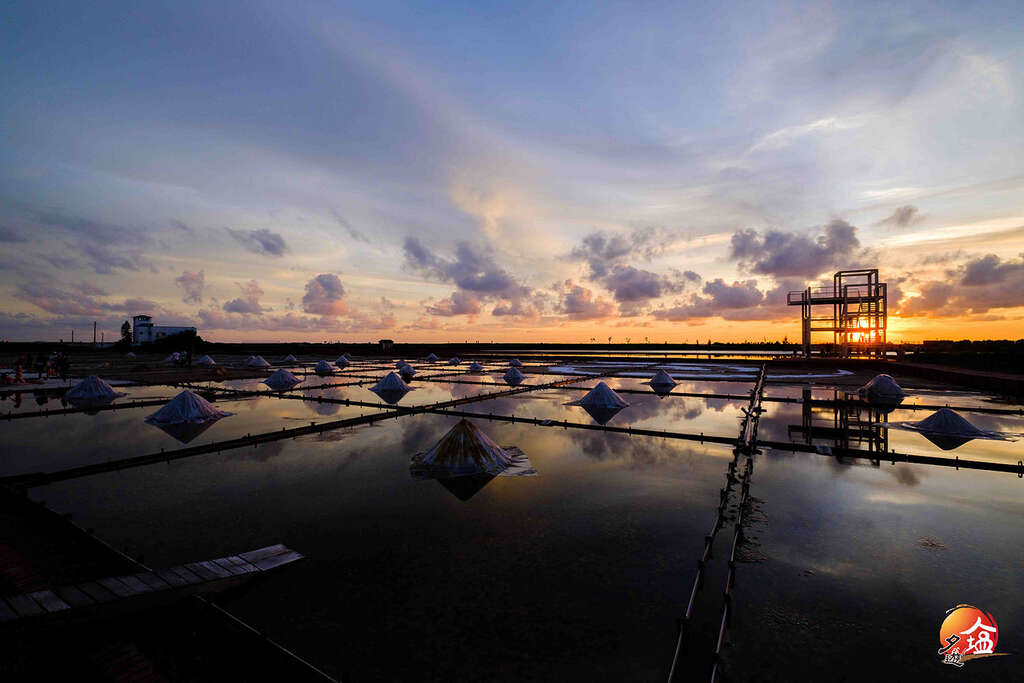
[132,314,197,346]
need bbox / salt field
[2,354,1021,681]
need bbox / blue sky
[2,0,1023,342]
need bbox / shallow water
[36,416,734,681]
[0,395,385,477]
[724,450,1023,681]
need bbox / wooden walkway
[0,544,302,627]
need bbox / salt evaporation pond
[4,361,1022,681]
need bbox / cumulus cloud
[491,292,547,319]
[227,228,288,257]
[301,273,348,316]
[568,227,678,279]
[875,205,923,228]
[175,269,205,303]
[730,219,861,278]
[652,279,765,321]
[403,237,516,292]
[426,290,483,317]
[903,253,1024,316]
[566,228,698,309]
[600,264,697,303]
[960,253,1023,286]
[223,280,265,314]
[570,232,634,278]
[900,281,956,317]
[402,235,544,318]
[557,280,617,320]
[404,238,517,293]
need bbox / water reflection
[787,389,891,455]
[435,473,496,501]
[149,419,218,444]
[309,386,346,416]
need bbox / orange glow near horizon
[188,312,1024,345]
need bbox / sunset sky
[2,1,1023,343]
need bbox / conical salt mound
[425,353,439,362]
[342,352,353,360]
[570,382,630,409]
[395,360,408,369]
[196,355,216,366]
[910,409,992,437]
[282,354,298,363]
[892,407,1015,451]
[448,356,461,366]
[371,372,412,393]
[857,374,905,405]
[468,362,484,372]
[314,360,334,375]
[509,358,523,367]
[649,369,677,389]
[65,375,126,404]
[399,364,417,378]
[145,390,233,425]
[125,352,136,358]
[567,382,630,425]
[410,419,537,479]
[335,357,350,368]
[503,367,525,386]
[264,368,302,391]
[369,372,414,404]
[162,353,180,365]
[246,355,271,368]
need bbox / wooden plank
[252,550,304,571]
[197,560,232,579]
[212,557,250,576]
[0,598,19,622]
[238,544,287,564]
[54,585,96,608]
[28,589,70,613]
[134,572,172,591]
[97,577,138,598]
[165,566,203,585]
[77,581,117,603]
[221,555,258,573]
[183,562,219,582]
[5,593,44,617]
[154,567,191,587]
[115,575,152,594]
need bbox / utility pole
[93,321,97,344]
